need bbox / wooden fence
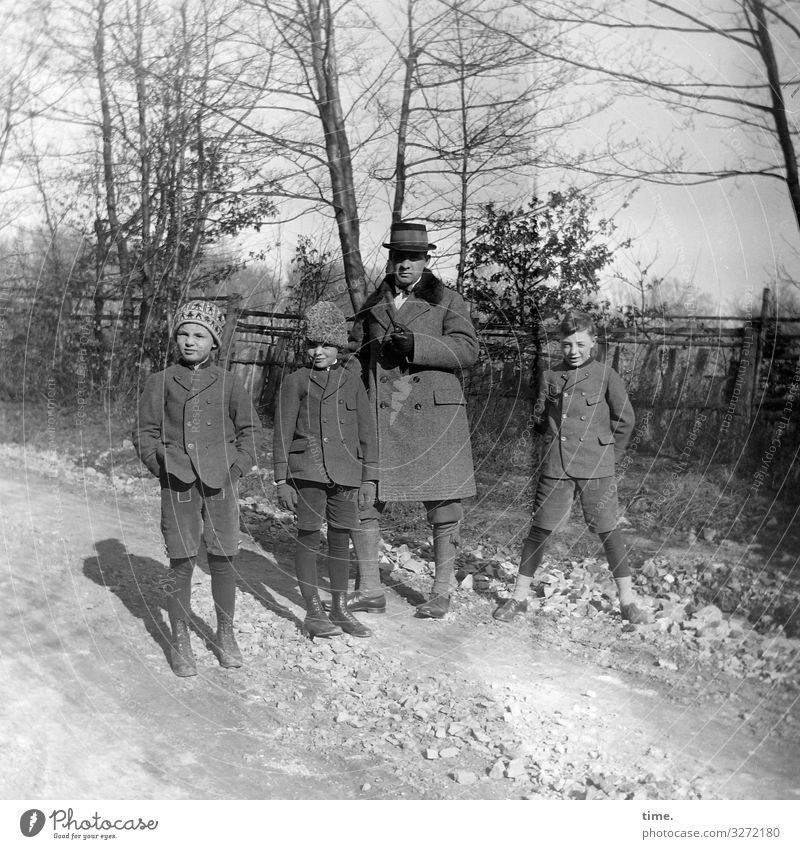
[212,289,800,469]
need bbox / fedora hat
[382,221,436,251]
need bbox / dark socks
[207,554,237,620]
[327,526,351,594]
[511,527,551,602]
[598,529,630,578]
[166,557,194,624]
[519,526,551,577]
[295,529,321,605]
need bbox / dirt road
[1,460,798,800]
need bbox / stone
[452,771,478,785]
[488,760,506,780]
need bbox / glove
[388,327,414,357]
[277,482,297,512]
[358,481,377,511]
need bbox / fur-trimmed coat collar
[369,268,445,308]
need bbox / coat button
[579,437,584,442]
[380,401,388,408]
[581,392,586,396]
[323,437,329,443]
[339,399,343,404]
[414,403,422,410]
[340,419,345,424]
[562,414,567,420]
[580,415,586,421]
[412,376,420,382]
[380,376,388,383]
[206,421,212,426]
[322,417,327,423]
[187,443,195,449]
[560,437,566,442]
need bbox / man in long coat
[348,221,479,618]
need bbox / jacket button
[380,376,388,383]
[414,403,422,410]
[339,399,343,404]
[412,376,420,383]
[560,437,566,442]
[323,437,329,443]
[341,438,346,443]
[579,437,584,442]
[562,414,567,420]
[380,401,388,408]
[580,416,586,421]
[581,392,586,396]
[206,421,212,426]
[187,443,195,449]
[322,417,327,423]
[340,419,345,424]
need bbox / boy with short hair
[274,301,378,639]
[133,299,262,677]
[494,309,648,624]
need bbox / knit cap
[303,300,348,349]
[173,300,224,347]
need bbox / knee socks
[327,526,351,594]
[599,528,634,606]
[207,554,237,621]
[511,526,551,602]
[166,557,195,625]
[295,529,321,605]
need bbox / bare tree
[365,0,611,289]
[521,1,800,235]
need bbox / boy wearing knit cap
[133,299,263,677]
[273,301,379,639]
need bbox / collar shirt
[393,278,420,310]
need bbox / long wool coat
[273,359,378,488]
[533,357,635,479]
[133,360,262,489]
[351,270,479,502]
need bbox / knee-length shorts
[531,475,618,534]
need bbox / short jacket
[534,357,635,479]
[273,359,378,488]
[133,360,262,489]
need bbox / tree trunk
[93,0,132,321]
[391,0,417,224]
[308,0,367,312]
[749,0,800,234]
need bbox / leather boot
[170,619,197,677]
[215,612,243,668]
[329,592,372,637]
[303,594,343,639]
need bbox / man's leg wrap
[352,519,382,596]
[431,521,459,599]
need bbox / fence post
[220,294,242,370]
[751,287,774,424]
